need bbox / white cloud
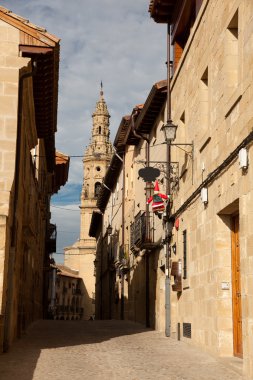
[3,0,167,251]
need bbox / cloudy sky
[3,0,167,262]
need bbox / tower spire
[100,81,103,96]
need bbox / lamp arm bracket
[135,160,178,164]
[165,142,194,157]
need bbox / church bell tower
[64,84,112,319]
[80,83,113,239]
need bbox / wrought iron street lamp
[161,120,178,143]
[107,224,113,235]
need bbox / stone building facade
[153,1,253,378]
[48,264,84,320]
[90,82,167,328]
[0,7,69,352]
[91,1,253,379]
[65,86,113,320]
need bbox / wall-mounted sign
[138,167,160,182]
[221,282,230,290]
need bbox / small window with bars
[183,322,191,338]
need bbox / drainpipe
[145,142,151,328]
[109,200,113,320]
[100,232,104,319]
[165,23,172,337]
[131,107,149,143]
[120,152,125,320]
[3,61,37,352]
[131,106,151,327]
[50,267,57,315]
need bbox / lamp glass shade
[161,121,177,142]
[107,225,113,235]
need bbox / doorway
[231,214,243,358]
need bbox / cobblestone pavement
[0,320,243,380]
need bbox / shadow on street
[0,319,148,380]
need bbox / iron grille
[119,244,129,262]
[130,211,146,249]
[183,322,191,338]
[47,223,57,253]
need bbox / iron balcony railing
[72,288,82,295]
[118,244,130,272]
[130,211,160,252]
[47,223,57,253]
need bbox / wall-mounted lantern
[107,224,113,235]
[161,120,178,143]
[239,148,248,169]
[201,187,208,204]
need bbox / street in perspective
[0,320,243,380]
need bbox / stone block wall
[168,0,253,377]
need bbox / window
[98,126,101,134]
[172,0,203,71]
[226,11,239,93]
[84,184,89,198]
[183,230,187,279]
[200,68,208,127]
[179,111,188,181]
[94,182,101,197]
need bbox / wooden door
[231,215,243,358]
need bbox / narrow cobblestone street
[0,320,243,380]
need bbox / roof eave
[89,211,103,237]
[135,79,167,134]
[53,151,70,194]
[0,7,60,46]
[149,0,178,24]
[96,153,123,212]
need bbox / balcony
[130,211,162,253]
[57,305,65,313]
[118,244,130,273]
[72,288,82,295]
[47,223,57,253]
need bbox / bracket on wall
[136,160,179,191]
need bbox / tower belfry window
[94,182,101,197]
[99,126,101,134]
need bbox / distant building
[48,264,84,320]
[0,7,69,352]
[65,85,112,319]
